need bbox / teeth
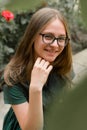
[48,50,55,53]
[46,49,54,52]
[48,50,54,53]
[45,48,58,53]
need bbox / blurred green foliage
[0,10,34,66]
[1,0,45,11]
[80,0,87,25]
[44,76,87,130]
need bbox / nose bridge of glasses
[52,37,59,46]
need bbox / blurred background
[0,0,87,70]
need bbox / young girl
[3,7,72,130]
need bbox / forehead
[41,18,66,35]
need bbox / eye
[58,37,66,42]
[44,34,54,40]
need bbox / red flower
[1,10,14,22]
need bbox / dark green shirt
[3,72,67,130]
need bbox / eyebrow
[42,32,66,37]
[58,34,66,37]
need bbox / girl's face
[34,18,66,63]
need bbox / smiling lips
[45,47,58,52]
[44,48,59,56]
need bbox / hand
[30,57,53,91]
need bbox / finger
[39,59,46,66]
[34,57,41,66]
[43,61,50,69]
[46,65,53,73]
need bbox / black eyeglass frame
[39,33,70,47]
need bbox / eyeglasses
[39,33,70,47]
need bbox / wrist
[30,84,43,93]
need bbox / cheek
[56,47,64,56]
[34,41,43,51]
[34,37,45,51]
[57,47,64,54]
[60,47,64,52]
[34,40,45,57]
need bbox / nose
[50,39,59,47]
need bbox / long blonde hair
[4,7,72,86]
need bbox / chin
[44,57,56,63]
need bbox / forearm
[25,85,43,130]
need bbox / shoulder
[3,83,29,104]
[3,83,26,94]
